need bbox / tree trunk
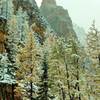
[75,59,81,100]
[63,57,73,100]
[2,84,6,100]
[43,55,48,100]
[12,84,15,100]
[61,87,66,100]
[30,81,33,100]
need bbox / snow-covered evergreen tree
[86,21,100,100]
[37,52,50,100]
[47,36,88,100]
[86,20,100,59]
[16,7,29,46]
[16,31,40,100]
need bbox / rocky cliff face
[13,0,56,38]
[40,0,77,40]
[13,0,47,29]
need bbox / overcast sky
[36,0,100,32]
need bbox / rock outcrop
[13,0,47,31]
[40,0,77,40]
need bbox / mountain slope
[40,0,77,40]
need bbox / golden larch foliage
[0,31,6,53]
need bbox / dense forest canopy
[0,0,100,100]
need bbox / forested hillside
[0,0,100,100]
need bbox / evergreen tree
[48,36,87,100]
[86,20,100,60]
[0,0,18,99]
[86,21,100,100]
[16,7,29,45]
[16,31,40,100]
[48,37,67,100]
[37,52,50,100]
[5,3,18,83]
